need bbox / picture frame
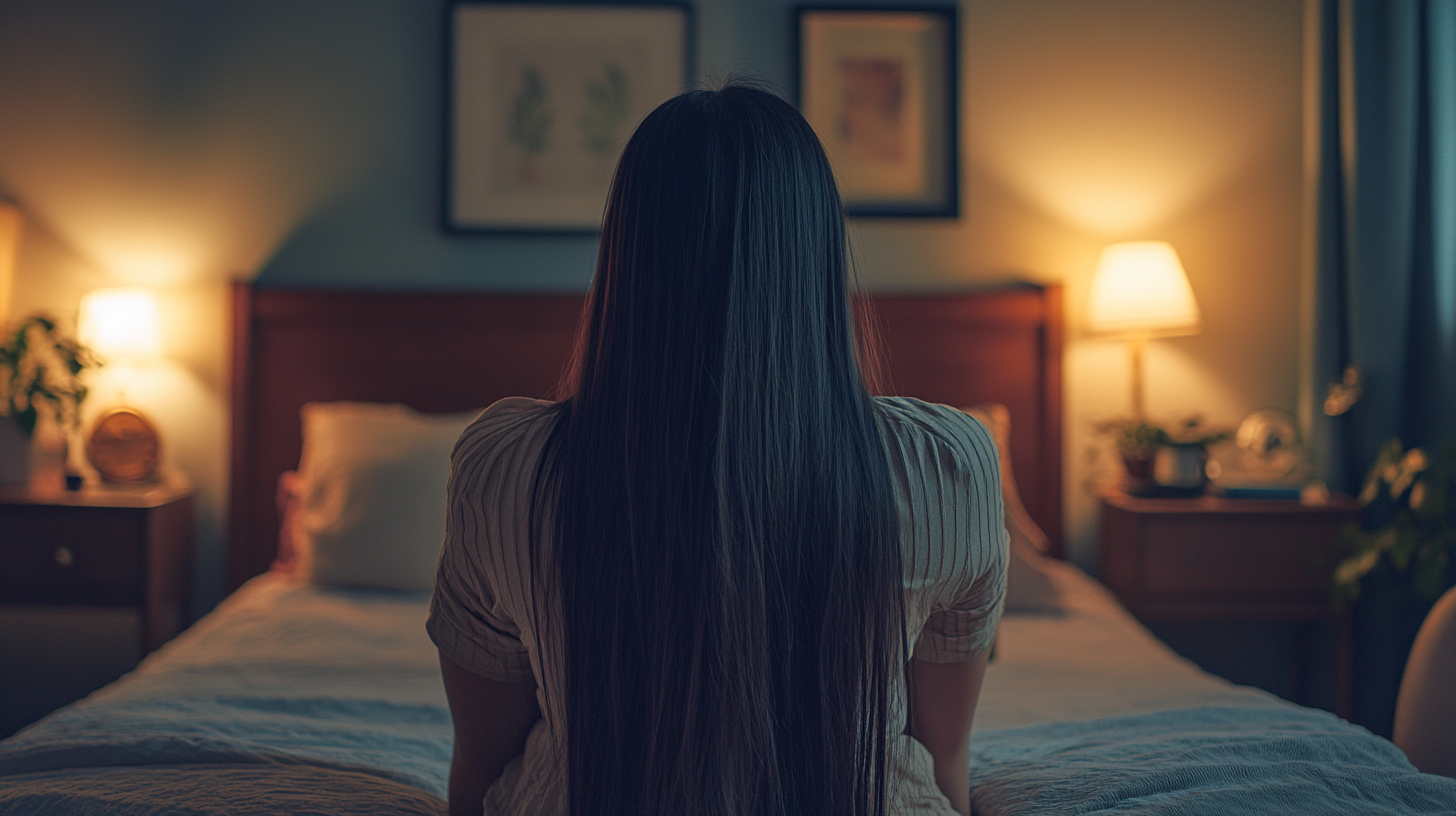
[444,1,693,234]
[795,6,958,218]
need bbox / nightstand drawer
[0,508,146,604]
[1141,516,1342,597]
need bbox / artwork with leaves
[446,2,691,233]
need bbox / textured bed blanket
[969,705,1456,815]
[0,765,445,815]
[0,575,451,814]
[3,575,1453,815]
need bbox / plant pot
[1123,445,1208,498]
[1122,453,1155,480]
[1121,453,1158,496]
[0,416,31,487]
[1158,443,1209,488]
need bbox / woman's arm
[908,649,991,816]
[439,652,542,816]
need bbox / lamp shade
[79,287,162,359]
[1087,241,1201,337]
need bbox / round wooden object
[86,407,161,483]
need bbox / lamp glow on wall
[0,205,21,322]
[78,287,164,483]
[80,288,162,360]
[1086,241,1201,417]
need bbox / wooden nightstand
[0,481,194,655]
[1098,488,1359,717]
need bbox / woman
[428,84,1006,816]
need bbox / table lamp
[1086,241,1201,417]
[78,287,164,483]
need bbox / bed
[1,283,1452,815]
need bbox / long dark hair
[534,84,903,816]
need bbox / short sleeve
[913,558,1007,662]
[426,398,551,683]
[428,542,533,682]
[888,401,1008,663]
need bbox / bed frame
[227,282,1063,591]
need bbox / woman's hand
[439,652,541,816]
[908,649,991,816]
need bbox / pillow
[960,403,1064,612]
[282,402,481,591]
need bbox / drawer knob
[54,546,74,568]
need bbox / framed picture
[445,2,692,233]
[796,6,957,218]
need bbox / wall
[0,0,1304,612]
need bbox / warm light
[79,287,162,359]
[0,205,20,322]
[1087,241,1201,337]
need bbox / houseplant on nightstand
[0,314,98,486]
[1096,415,1231,496]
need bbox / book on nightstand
[1219,482,1306,500]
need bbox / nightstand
[0,481,194,655]
[1098,488,1359,717]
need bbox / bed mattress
[0,576,449,814]
[1,567,1452,815]
[977,557,1283,731]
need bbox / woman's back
[429,84,1006,816]
[429,395,1006,815]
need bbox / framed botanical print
[796,6,958,218]
[445,1,692,233]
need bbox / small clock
[86,407,161,483]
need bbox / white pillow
[292,402,480,591]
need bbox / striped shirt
[427,395,1008,815]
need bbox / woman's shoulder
[872,396,997,468]
[452,397,560,466]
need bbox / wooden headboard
[228,282,1063,591]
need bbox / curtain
[1308,0,1455,736]
[1310,0,1456,491]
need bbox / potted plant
[1095,415,1232,494]
[1332,440,1456,606]
[0,314,99,486]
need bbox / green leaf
[580,63,632,155]
[15,404,36,437]
[1092,417,1175,458]
[0,311,99,435]
[508,65,552,155]
[1390,531,1418,572]
[1414,548,1448,601]
[1332,549,1381,600]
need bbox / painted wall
[0,0,1303,613]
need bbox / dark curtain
[1309,0,1455,735]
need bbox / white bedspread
[977,558,1283,732]
[970,705,1456,815]
[3,568,1452,814]
[0,575,450,814]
